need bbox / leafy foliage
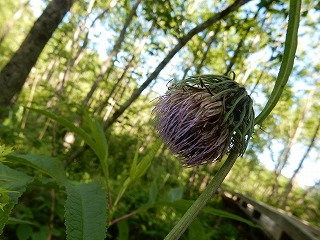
[0,163,32,235]
[0,0,319,239]
[65,182,107,240]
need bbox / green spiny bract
[153,74,255,166]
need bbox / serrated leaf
[65,182,107,240]
[188,218,206,240]
[7,154,67,183]
[0,163,33,235]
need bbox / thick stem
[164,149,239,240]
[0,0,75,119]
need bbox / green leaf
[114,140,161,208]
[7,154,67,183]
[64,182,108,240]
[167,187,184,202]
[17,224,33,240]
[129,144,140,178]
[84,111,109,178]
[28,108,97,157]
[93,119,109,176]
[188,218,206,240]
[31,225,48,240]
[158,200,258,228]
[0,144,13,162]
[84,111,108,162]
[29,108,109,179]
[0,163,33,235]
[113,178,131,209]
[202,206,258,228]
[7,217,37,226]
[117,219,129,240]
[129,139,162,180]
[148,180,158,204]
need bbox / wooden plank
[221,190,320,240]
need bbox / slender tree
[95,21,155,116]
[82,0,142,106]
[0,0,75,119]
[0,0,30,44]
[268,90,315,203]
[195,25,220,74]
[103,0,252,130]
[280,119,320,209]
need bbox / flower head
[152,74,254,166]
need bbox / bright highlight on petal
[152,74,255,167]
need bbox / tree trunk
[269,89,315,203]
[224,8,261,76]
[82,0,142,106]
[103,0,252,130]
[296,179,320,206]
[195,25,220,74]
[0,0,31,44]
[20,75,40,129]
[47,0,96,109]
[0,0,75,119]
[280,119,320,209]
[96,21,154,116]
[224,34,246,75]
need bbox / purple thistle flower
[152,74,255,167]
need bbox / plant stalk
[165,0,301,239]
[254,0,301,125]
[164,149,239,240]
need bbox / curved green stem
[254,0,301,125]
[164,149,239,240]
[165,1,301,239]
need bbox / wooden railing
[220,190,320,240]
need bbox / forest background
[0,0,319,239]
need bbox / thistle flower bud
[152,74,255,166]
